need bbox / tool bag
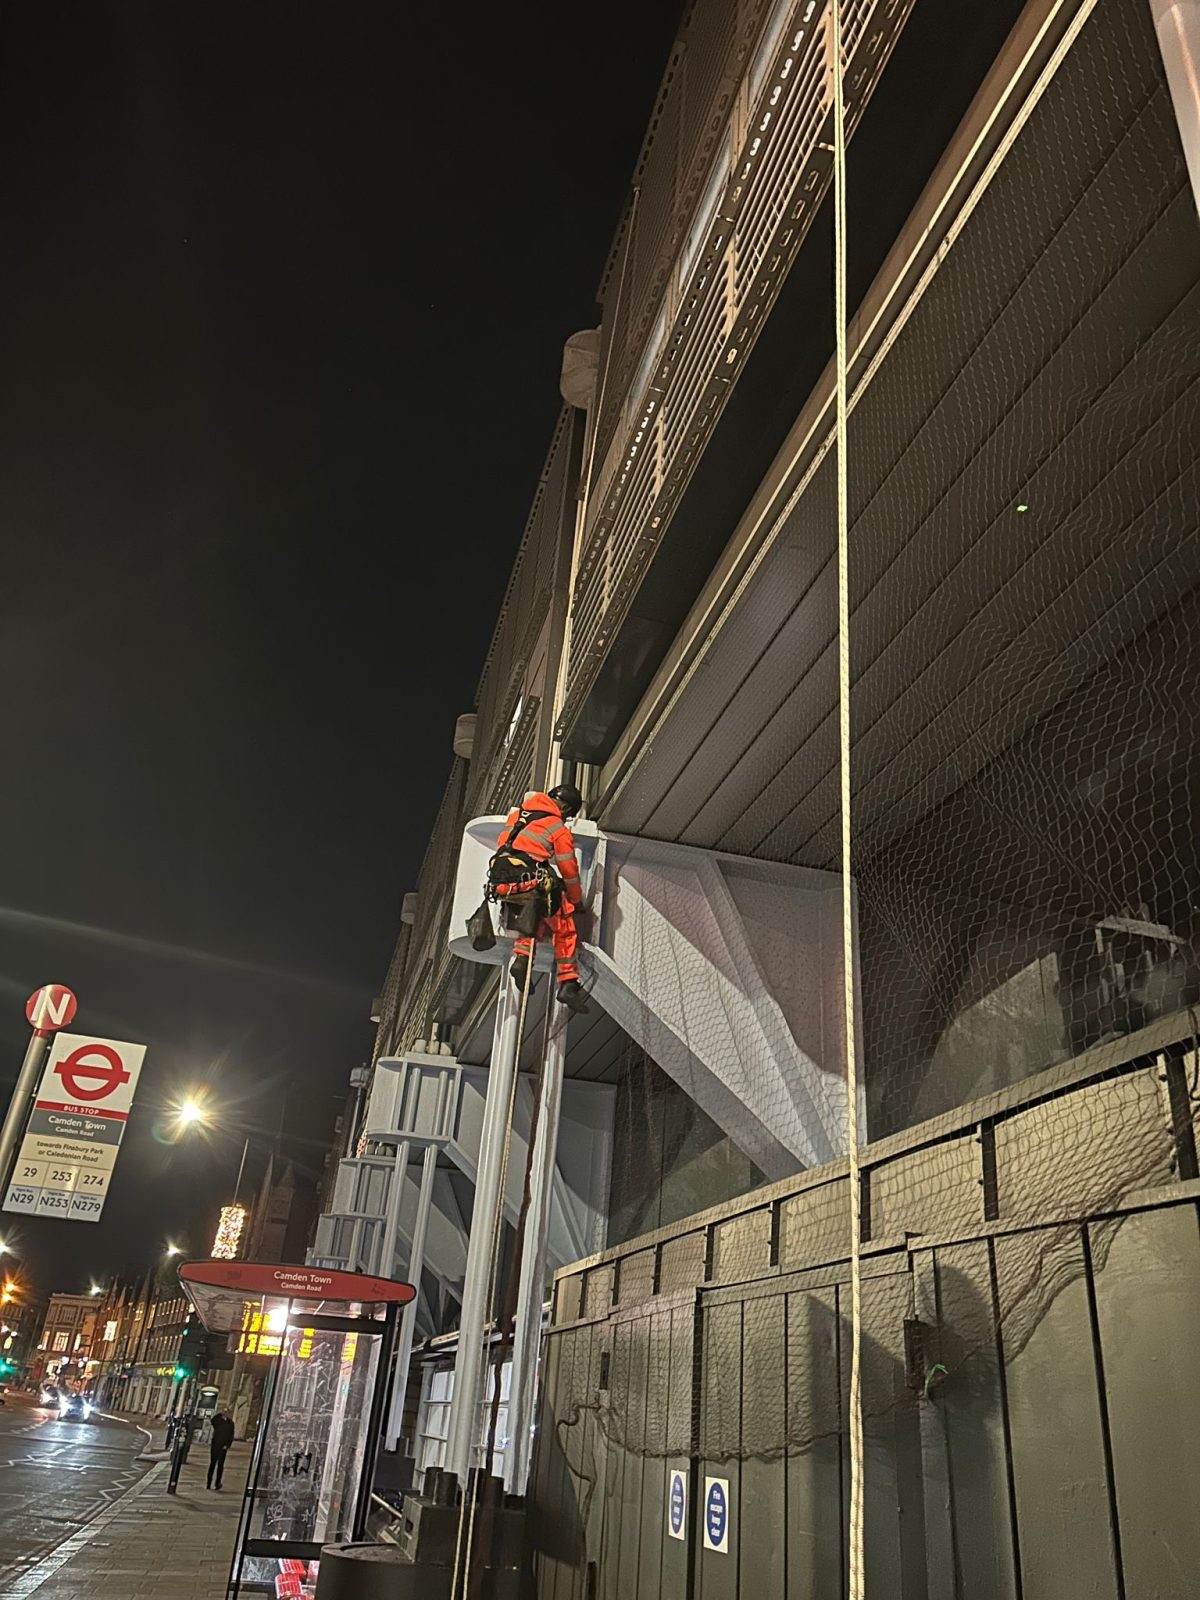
[466,900,496,951]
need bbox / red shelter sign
[179,1260,415,1333]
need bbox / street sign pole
[0,985,79,1191]
[0,1030,50,1193]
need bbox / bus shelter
[179,1261,415,1598]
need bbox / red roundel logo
[54,1043,131,1103]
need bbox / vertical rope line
[831,2,865,1596]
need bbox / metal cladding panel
[581,1328,610,1600]
[869,1134,983,1242]
[617,1248,657,1309]
[664,1304,697,1600]
[563,1326,594,1600]
[711,1207,773,1285]
[556,1272,584,1326]
[531,1330,572,1599]
[993,1228,1120,1600]
[600,1321,631,1600]
[778,1179,851,1272]
[659,1229,708,1294]
[620,1317,651,1600]
[638,1310,672,1600]
[995,1066,1172,1224]
[739,1294,787,1600]
[921,1241,1018,1600]
[603,0,1199,871]
[859,1270,924,1595]
[698,1298,741,1600]
[786,1284,845,1598]
[1091,1205,1200,1599]
[536,1038,1200,1600]
[584,1264,616,1321]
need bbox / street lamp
[176,1089,252,1209]
[165,1244,182,1258]
[175,1098,207,1128]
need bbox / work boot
[556,979,589,1015]
[510,955,538,993]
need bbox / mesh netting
[527,0,1200,1596]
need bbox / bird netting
[533,0,1200,1595]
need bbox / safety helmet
[548,782,583,818]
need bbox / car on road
[37,1383,60,1408]
[58,1392,93,1422]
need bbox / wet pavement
[0,1392,151,1585]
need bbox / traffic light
[175,1316,234,1376]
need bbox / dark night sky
[0,1,682,1295]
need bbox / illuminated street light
[88,1283,102,1296]
[165,1243,182,1258]
[175,1097,207,1127]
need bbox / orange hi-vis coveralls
[498,791,583,983]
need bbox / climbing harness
[471,807,565,944]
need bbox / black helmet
[548,782,583,818]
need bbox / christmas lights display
[211,1203,247,1260]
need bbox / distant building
[3,1292,45,1379]
[244,1155,318,1264]
[34,1293,97,1385]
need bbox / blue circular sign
[706,1479,727,1546]
[669,1472,686,1536]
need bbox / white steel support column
[384,1135,440,1450]
[377,1139,411,1279]
[504,1017,568,1495]
[446,979,521,1484]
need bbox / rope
[831,4,865,1597]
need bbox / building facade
[34,1293,98,1386]
[313,0,1200,1591]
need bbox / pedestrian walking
[207,1408,235,1490]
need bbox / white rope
[831,2,865,1596]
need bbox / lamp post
[173,1097,252,1236]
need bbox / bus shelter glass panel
[234,1318,383,1595]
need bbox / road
[0,1392,151,1585]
